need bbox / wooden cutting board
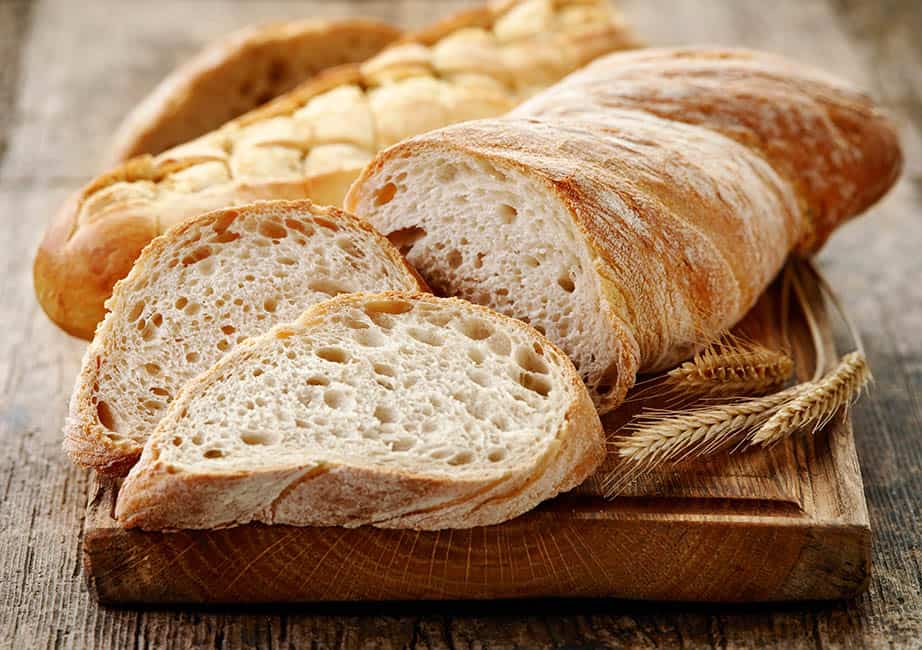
[81,271,870,604]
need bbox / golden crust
[34,0,636,340]
[346,48,902,411]
[110,19,402,161]
[63,200,428,476]
[115,292,604,530]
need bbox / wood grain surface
[1,0,920,647]
[82,275,872,605]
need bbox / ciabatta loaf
[111,19,402,161]
[65,201,425,475]
[346,48,902,414]
[115,292,603,530]
[35,0,635,340]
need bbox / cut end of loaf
[347,147,639,413]
[116,292,604,531]
[65,200,424,475]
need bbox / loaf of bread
[34,0,636,340]
[346,48,902,414]
[115,292,604,530]
[110,19,402,162]
[65,201,425,475]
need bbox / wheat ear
[663,336,793,398]
[749,351,870,446]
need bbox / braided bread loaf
[346,48,902,413]
[34,0,635,340]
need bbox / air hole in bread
[252,368,263,378]
[557,274,575,293]
[497,204,518,224]
[263,297,279,313]
[374,182,397,206]
[313,216,339,231]
[447,250,462,269]
[374,405,397,424]
[488,448,507,462]
[127,302,149,326]
[184,351,200,363]
[515,346,549,374]
[520,372,551,397]
[364,298,413,316]
[448,451,474,466]
[468,369,490,387]
[150,387,170,398]
[217,340,230,352]
[306,375,329,386]
[467,347,485,364]
[523,255,540,268]
[407,327,444,347]
[316,347,349,363]
[284,218,314,236]
[221,325,236,336]
[171,436,183,447]
[258,220,287,240]
[203,449,225,459]
[323,389,349,410]
[309,279,351,298]
[184,302,201,316]
[143,363,161,376]
[96,401,117,431]
[386,226,426,256]
[181,246,212,266]
[276,256,296,266]
[459,319,492,340]
[241,431,278,446]
[391,437,415,452]
[372,363,396,378]
[336,237,366,258]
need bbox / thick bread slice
[65,200,425,475]
[346,48,902,415]
[116,292,604,531]
[35,0,636,340]
[110,19,401,162]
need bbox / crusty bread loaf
[115,292,604,530]
[110,19,402,162]
[346,48,902,414]
[64,201,425,475]
[35,0,636,340]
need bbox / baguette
[110,19,402,161]
[346,47,902,413]
[35,0,636,340]
[115,292,604,530]
[65,201,425,475]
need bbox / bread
[115,292,604,530]
[110,19,402,162]
[64,200,426,475]
[345,47,902,414]
[34,0,636,341]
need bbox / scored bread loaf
[65,200,425,475]
[111,19,402,162]
[35,0,636,340]
[346,47,902,414]
[115,292,604,530]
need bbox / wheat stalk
[750,351,870,446]
[663,336,793,398]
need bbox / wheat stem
[749,351,870,446]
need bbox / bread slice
[115,292,604,531]
[110,19,401,161]
[64,200,425,475]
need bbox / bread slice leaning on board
[110,18,402,162]
[115,292,604,531]
[34,0,636,340]
[346,47,903,414]
[65,201,426,476]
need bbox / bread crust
[35,0,635,340]
[63,200,427,476]
[115,292,605,530]
[346,48,902,412]
[110,19,402,162]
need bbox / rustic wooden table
[1,0,920,647]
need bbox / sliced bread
[65,200,425,475]
[115,292,604,530]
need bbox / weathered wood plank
[0,0,919,647]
